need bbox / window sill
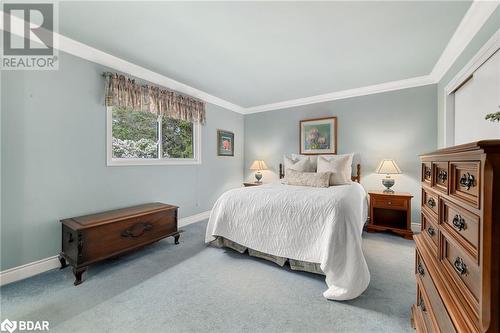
[107,158,201,166]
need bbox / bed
[205,163,369,301]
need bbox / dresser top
[61,202,177,228]
[420,140,500,157]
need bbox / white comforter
[205,182,370,301]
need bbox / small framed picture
[217,130,234,156]
[300,117,337,155]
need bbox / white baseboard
[0,256,61,287]
[179,210,211,227]
[0,210,212,287]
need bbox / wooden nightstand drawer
[372,196,407,210]
[243,182,262,187]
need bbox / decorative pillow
[285,169,331,188]
[283,155,314,172]
[317,154,353,185]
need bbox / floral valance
[104,73,206,124]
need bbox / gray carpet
[1,220,416,332]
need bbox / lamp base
[255,171,263,183]
[382,178,395,193]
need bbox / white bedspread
[205,182,370,300]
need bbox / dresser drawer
[413,284,433,333]
[422,162,432,185]
[450,161,480,209]
[81,210,177,263]
[440,233,480,310]
[421,212,438,254]
[372,196,408,210]
[432,162,449,194]
[416,251,456,333]
[440,199,479,262]
[422,188,438,218]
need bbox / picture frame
[299,116,337,155]
[217,129,234,156]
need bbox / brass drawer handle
[417,262,425,276]
[427,197,436,208]
[452,214,466,231]
[387,201,392,205]
[121,223,153,238]
[453,257,468,276]
[459,173,475,190]
[427,226,435,237]
[438,170,448,183]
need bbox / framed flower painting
[217,130,234,156]
[299,117,337,155]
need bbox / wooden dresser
[412,141,500,333]
[59,203,180,285]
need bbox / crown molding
[2,2,497,116]
[430,1,499,82]
[0,11,245,114]
[58,35,245,114]
[244,1,499,114]
[243,75,436,114]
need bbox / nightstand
[367,191,413,239]
[243,182,262,187]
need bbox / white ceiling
[59,1,472,108]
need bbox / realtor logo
[0,318,49,332]
[1,2,59,70]
[0,319,17,333]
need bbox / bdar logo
[0,319,17,333]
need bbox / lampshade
[376,159,402,174]
[249,160,268,170]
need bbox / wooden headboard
[279,163,361,183]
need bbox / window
[107,107,200,165]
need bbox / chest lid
[60,202,177,229]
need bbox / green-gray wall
[244,85,438,223]
[437,7,500,148]
[1,52,244,270]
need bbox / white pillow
[291,154,318,171]
[319,153,354,175]
[283,155,314,172]
[317,154,353,185]
[285,169,331,188]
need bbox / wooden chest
[59,203,180,285]
[412,141,500,333]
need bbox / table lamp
[376,159,401,193]
[249,160,268,183]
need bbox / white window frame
[106,107,201,166]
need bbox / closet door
[454,50,500,145]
